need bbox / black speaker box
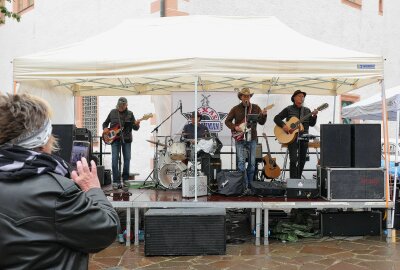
[321,211,381,236]
[73,128,92,143]
[145,208,226,256]
[320,124,351,167]
[52,124,75,162]
[320,167,385,201]
[97,165,105,186]
[104,169,112,186]
[351,124,381,167]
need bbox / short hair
[0,93,51,145]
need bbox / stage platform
[104,185,394,247]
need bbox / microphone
[244,100,249,107]
[179,100,182,113]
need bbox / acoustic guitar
[274,103,328,144]
[262,132,281,179]
[102,113,153,145]
[231,104,274,141]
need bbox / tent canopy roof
[342,86,400,121]
[13,16,383,96]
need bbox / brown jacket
[225,103,267,141]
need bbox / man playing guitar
[225,88,268,194]
[273,90,318,179]
[102,97,141,188]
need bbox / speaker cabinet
[320,124,351,167]
[145,208,226,256]
[73,128,92,143]
[52,124,75,162]
[351,124,381,168]
[320,167,385,201]
[321,211,381,236]
[97,165,105,186]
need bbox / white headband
[11,119,53,149]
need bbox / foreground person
[0,94,119,270]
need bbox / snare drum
[169,142,186,160]
[198,138,217,154]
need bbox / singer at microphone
[224,87,267,195]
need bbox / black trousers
[288,140,308,179]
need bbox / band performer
[225,88,268,192]
[181,111,210,141]
[102,97,141,187]
[273,90,318,179]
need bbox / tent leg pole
[332,95,336,123]
[194,76,199,202]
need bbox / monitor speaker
[320,124,351,167]
[351,124,381,167]
[52,124,75,162]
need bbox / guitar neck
[262,133,272,159]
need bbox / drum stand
[142,103,182,188]
[142,133,161,188]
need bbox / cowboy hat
[291,90,307,102]
[237,87,254,99]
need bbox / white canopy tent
[13,15,388,202]
[342,86,400,121]
[14,16,383,97]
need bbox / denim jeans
[111,141,132,183]
[236,140,257,188]
[288,140,308,179]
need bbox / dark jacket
[0,173,119,270]
[273,104,317,133]
[225,103,267,141]
[102,108,140,143]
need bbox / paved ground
[89,235,400,270]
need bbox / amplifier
[145,208,226,256]
[182,176,208,197]
[286,178,319,199]
[321,211,381,236]
[320,167,385,201]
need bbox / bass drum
[158,163,186,189]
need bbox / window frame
[341,0,362,9]
[13,0,34,15]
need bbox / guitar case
[250,181,285,197]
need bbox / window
[379,0,383,15]
[342,0,362,9]
[13,0,34,14]
[83,96,99,142]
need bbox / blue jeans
[111,141,132,183]
[236,140,257,188]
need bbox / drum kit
[146,134,219,189]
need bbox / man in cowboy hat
[102,97,141,188]
[225,87,268,194]
[273,90,318,178]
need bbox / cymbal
[146,139,166,147]
[174,132,190,136]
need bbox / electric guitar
[274,103,328,144]
[102,113,153,145]
[231,104,274,141]
[262,133,281,179]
